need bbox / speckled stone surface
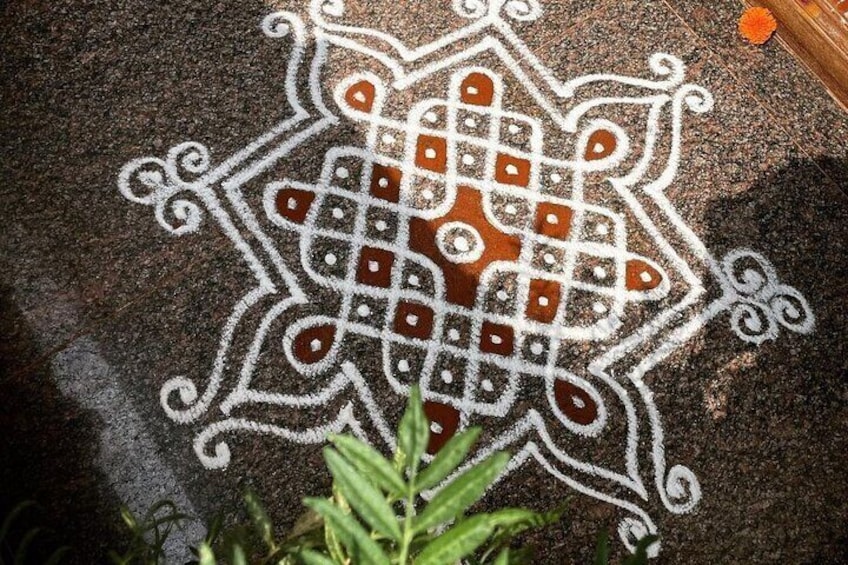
[2,1,846,563]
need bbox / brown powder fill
[583,129,617,161]
[534,202,573,240]
[479,321,514,356]
[408,186,521,307]
[459,72,495,106]
[275,188,315,224]
[356,246,395,288]
[625,259,662,291]
[345,80,376,113]
[554,379,598,426]
[526,278,561,323]
[495,152,531,187]
[423,401,460,454]
[415,135,448,173]
[292,324,336,364]
[393,301,435,340]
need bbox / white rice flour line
[117,2,815,557]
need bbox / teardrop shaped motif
[292,324,336,364]
[554,379,598,426]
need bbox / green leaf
[594,530,610,565]
[297,549,336,565]
[415,515,494,565]
[285,508,324,541]
[415,428,481,493]
[198,542,216,565]
[44,546,72,565]
[493,548,510,565]
[14,527,42,565]
[0,501,35,546]
[119,506,138,533]
[244,488,276,550]
[304,498,390,565]
[204,512,224,546]
[413,452,510,534]
[397,385,429,473]
[229,543,247,565]
[623,534,659,565]
[329,434,406,497]
[323,447,402,541]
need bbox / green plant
[112,386,658,564]
[109,500,191,565]
[200,386,564,564]
[0,501,71,565]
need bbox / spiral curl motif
[117,141,213,236]
[721,249,814,344]
[452,0,489,19]
[618,517,659,557]
[502,0,542,21]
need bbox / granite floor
[1,1,846,563]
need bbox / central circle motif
[435,221,486,264]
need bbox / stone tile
[660,0,848,192]
[0,0,305,370]
[2,0,847,562]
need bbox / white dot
[593,302,607,314]
[430,421,443,434]
[375,220,388,232]
[593,142,606,154]
[546,213,559,225]
[408,275,420,287]
[481,379,494,392]
[424,111,438,123]
[441,370,453,384]
[572,395,587,409]
[496,290,509,301]
[286,197,298,211]
[550,173,562,183]
[508,124,521,134]
[490,334,503,345]
[466,85,479,95]
[595,223,609,236]
[505,204,518,215]
[368,260,380,273]
[353,91,366,103]
[332,208,344,219]
[425,148,437,159]
[382,133,396,145]
[593,266,607,280]
[505,164,519,176]
[464,117,477,128]
[336,167,349,179]
[462,154,475,165]
[537,296,549,307]
[406,314,419,326]
[378,177,389,188]
[324,253,337,266]
[422,189,434,200]
[310,338,322,352]
[543,253,556,265]
[397,359,410,373]
[454,236,470,252]
[448,328,460,341]
[530,342,544,355]
[357,304,371,317]
[640,271,653,283]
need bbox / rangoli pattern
[117,0,815,556]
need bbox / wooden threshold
[744,0,848,111]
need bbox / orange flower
[739,6,778,45]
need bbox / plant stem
[397,488,415,564]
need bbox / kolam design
[117,0,815,556]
